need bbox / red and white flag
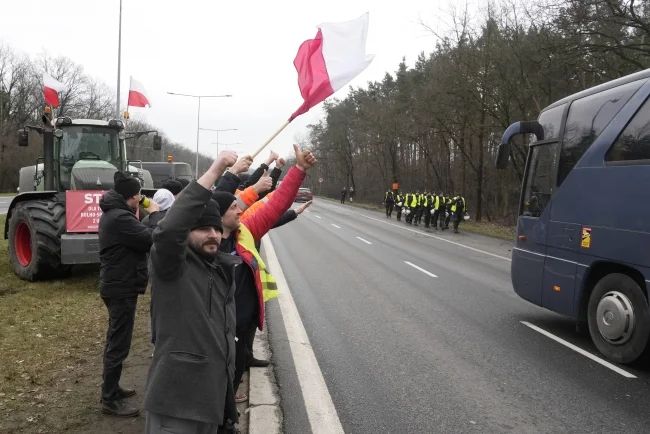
[289,13,374,121]
[127,76,151,108]
[43,73,67,107]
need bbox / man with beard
[212,144,317,404]
[144,151,241,434]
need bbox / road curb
[248,324,283,434]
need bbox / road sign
[319,178,323,183]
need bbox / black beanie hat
[212,191,236,215]
[192,199,223,232]
[175,178,190,189]
[113,171,141,199]
[162,179,183,196]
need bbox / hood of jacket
[100,189,136,214]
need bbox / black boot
[249,357,271,368]
[101,399,140,417]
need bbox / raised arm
[244,145,316,241]
[151,151,238,280]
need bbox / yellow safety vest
[237,225,279,302]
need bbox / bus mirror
[496,143,510,169]
[153,135,162,150]
[520,121,545,141]
[18,129,29,147]
[497,120,545,169]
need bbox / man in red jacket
[213,144,316,402]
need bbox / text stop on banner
[66,191,108,233]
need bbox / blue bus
[497,68,650,364]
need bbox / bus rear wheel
[587,273,650,364]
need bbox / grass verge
[0,192,16,197]
[0,214,151,434]
[316,196,516,241]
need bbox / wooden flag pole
[250,119,291,158]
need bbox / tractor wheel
[7,200,71,281]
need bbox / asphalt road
[265,199,650,434]
[0,195,13,215]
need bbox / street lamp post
[116,0,123,118]
[167,93,233,178]
[200,128,238,156]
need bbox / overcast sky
[2,0,457,167]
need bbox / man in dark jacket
[98,171,159,417]
[144,151,241,433]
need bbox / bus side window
[522,144,559,217]
[558,79,644,186]
[606,97,650,162]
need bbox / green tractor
[4,111,161,281]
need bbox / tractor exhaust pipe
[42,116,55,191]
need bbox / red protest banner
[66,191,107,233]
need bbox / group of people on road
[97,147,316,433]
[384,189,467,234]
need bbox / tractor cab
[5,112,162,281]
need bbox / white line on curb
[331,224,341,229]
[262,236,345,433]
[520,321,637,378]
[318,201,512,262]
[356,236,372,245]
[404,261,438,278]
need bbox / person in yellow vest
[214,145,317,404]
[431,191,444,230]
[395,192,404,221]
[451,193,467,233]
[404,193,418,225]
[423,191,433,228]
[412,190,421,226]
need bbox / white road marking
[314,215,322,219]
[261,237,345,433]
[520,321,637,379]
[331,224,341,229]
[356,236,372,245]
[305,210,311,213]
[404,261,438,278]
[318,201,512,262]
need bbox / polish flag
[127,76,151,108]
[289,13,374,121]
[43,73,67,107]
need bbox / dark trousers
[102,296,138,402]
[396,207,402,221]
[340,194,346,203]
[146,411,237,434]
[453,210,464,231]
[424,207,432,227]
[234,327,257,392]
[444,210,451,228]
[432,209,441,228]
[385,202,394,217]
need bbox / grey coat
[143,181,241,424]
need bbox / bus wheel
[587,273,650,364]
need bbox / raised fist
[231,155,254,175]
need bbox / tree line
[0,43,215,192]
[303,0,650,224]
